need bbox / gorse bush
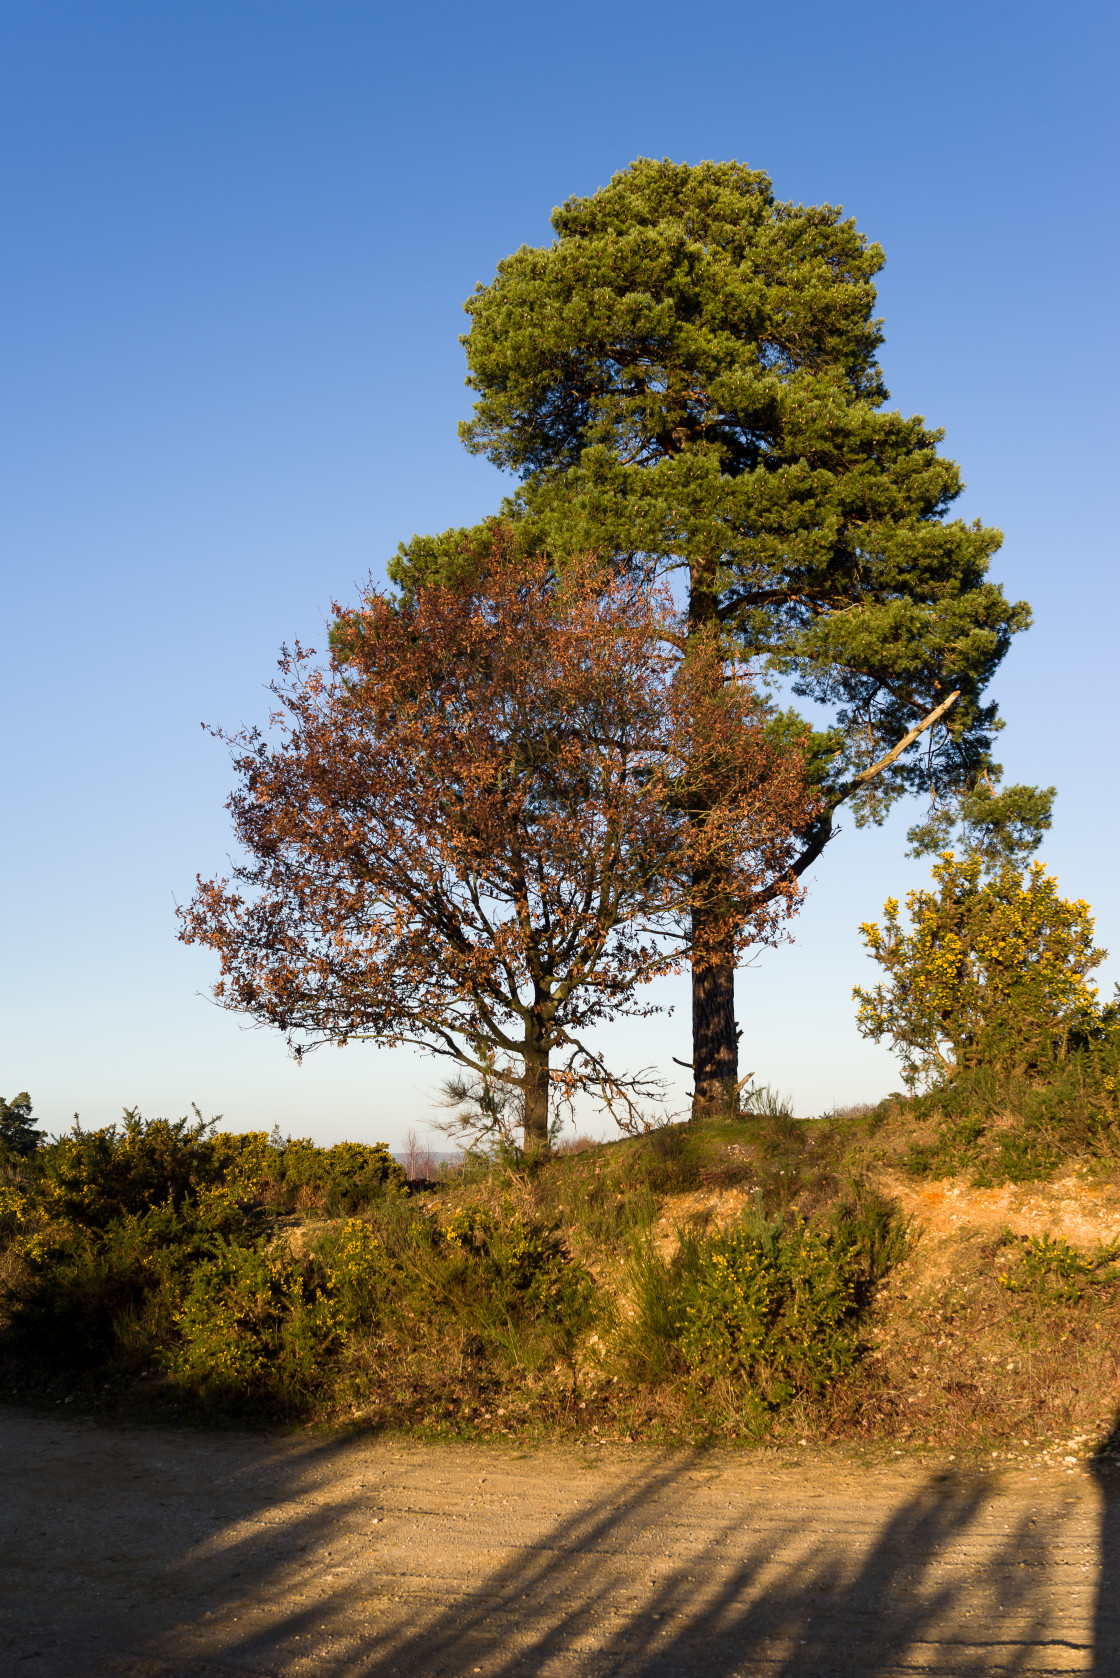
[0,1109,604,1417]
[0,1111,405,1387]
[675,1215,856,1396]
[167,1199,599,1410]
[622,1194,907,1408]
[855,852,1120,1185]
[33,1109,269,1230]
[443,1206,598,1356]
[260,1137,405,1214]
[1,1113,271,1369]
[0,1106,910,1432]
[170,1239,342,1402]
[855,853,1109,1089]
[999,1231,1120,1303]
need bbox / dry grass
[812,1227,1120,1463]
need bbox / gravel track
[2,1407,1118,1676]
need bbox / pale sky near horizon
[2,1,1117,1145]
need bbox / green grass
[894,1042,1120,1185]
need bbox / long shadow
[0,1404,364,1674]
[324,1464,1064,1677]
[1089,1414,1120,1676]
[0,1406,1110,1677]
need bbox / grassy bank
[2,1081,1119,1454]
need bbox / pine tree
[390,158,1034,1118]
[0,1091,42,1157]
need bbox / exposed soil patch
[642,1164,1120,1462]
[880,1171,1120,1250]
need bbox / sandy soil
[2,1406,1119,1676]
[881,1174,1120,1250]
[657,1171,1120,1257]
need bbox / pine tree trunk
[691,941,738,1121]
[687,563,739,1121]
[521,1045,551,1154]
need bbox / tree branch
[835,689,961,800]
[744,690,962,911]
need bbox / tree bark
[685,695,961,1119]
[521,1043,551,1154]
[691,938,737,1121]
[686,563,739,1120]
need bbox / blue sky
[2,0,1117,1143]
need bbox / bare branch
[837,690,961,799]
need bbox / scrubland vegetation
[3,1042,1120,1456]
[8,820,1117,1456]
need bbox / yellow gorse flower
[853,852,1109,1087]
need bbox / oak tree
[390,158,1035,1116]
[181,551,815,1151]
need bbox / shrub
[675,1213,856,1396]
[754,1111,805,1160]
[900,1038,1120,1184]
[32,1109,270,1233]
[0,1184,27,1240]
[0,1112,407,1386]
[441,1205,596,1338]
[622,1195,906,1406]
[158,1197,599,1412]
[0,1111,270,1372]
[855,853,1109,1089]
[999,1231,1120,1303]
[1,1106,906,1430]
[169,1239,341,1403]
[264,1138,405,1214]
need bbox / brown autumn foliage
[180,547,817,1149]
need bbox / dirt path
[2,1408,1119,1676]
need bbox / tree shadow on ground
[317,1464,1068,1677]
[0,1406,1111,1677]
[1089,1418,1120,1678]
